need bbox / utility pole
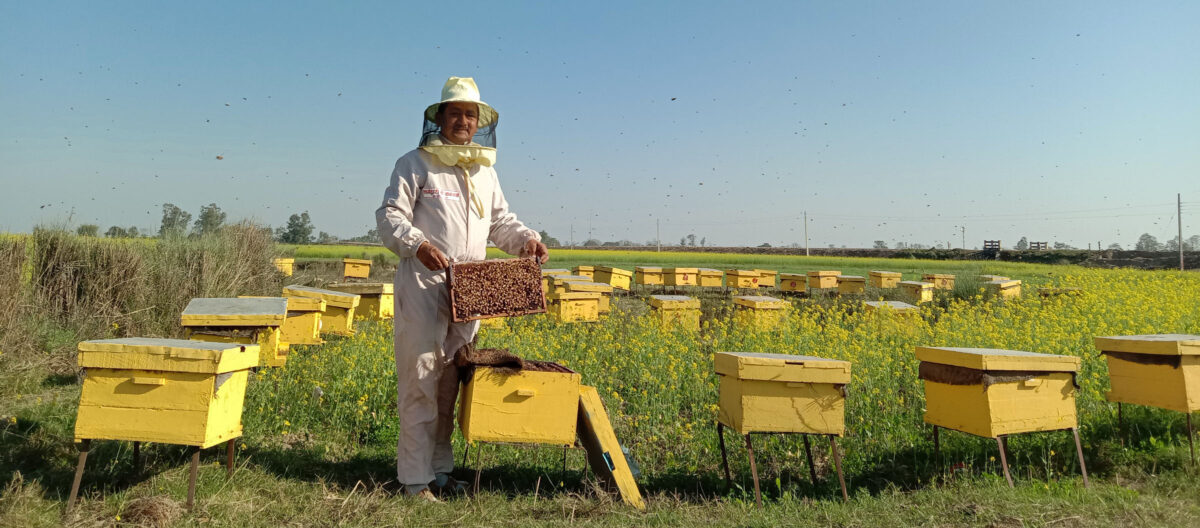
[656,218,661,252]
[804,211,810,256]
[1179,193,1185,271]
[570,224,574,248]
[961,226,966,249]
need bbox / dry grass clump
[119,496,184,528]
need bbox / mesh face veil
[418,77,498,170]
[419,106,497,151]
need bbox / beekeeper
[376,76,548,501]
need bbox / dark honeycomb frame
[447,257,546,322]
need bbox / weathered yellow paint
[986,280,1022,299]
[186,327,287,368]
[542,269,571,292]
[342,258,372,279]
[572,265,595,280]
[725,269,760,288]
[869,270,901,289]
[807,270,841,290]
[550,274,593,295]
[239,296,325,346]
[917,347,1080,438]
[648,294,700,330]
[715,352,850,435]
[546,292,601,322]
[697,268,724,287]
[327,282,394,320]
[180,298,289,367]
[779,273,807,292]
[732,295,789,329]
[564,281,613,314]
[283,285,360,335]
[979,274,1009,282]
[755,269,777,287]
[922,274,956,290]
[664,267,699,286]
[458,366,581,446]
[1096,334,1200,413]
[634,266,663,286]
[577,385,646,510]
[272,258,294,277]
[837,275,866,294]
[863,300,918,315]
[899,281,933,303]
[74,338,257,448]
[594,266,633,291]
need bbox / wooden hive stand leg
[801,434,818,487]
[1187,413,1196,466]
[717,423,732,488]
[1117,403,1124,447]
[186,446,201,510]
[996,436,1014,488]
[560,446,569,484]
[226,439,236,479]
[472,443,485,496]
[1071,427,1090,488]
[66,439,91,515]
[461,443,470,469]
[932,425,940,458]
[830,435,849,503]
[132,441,142,475]
[744,434,762,508]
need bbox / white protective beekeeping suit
[376,77,540,490]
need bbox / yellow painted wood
[732,295,788,309]
[915,347,1080,372]
[239,296,326,346]
[577,385,646,510]
[327,282,394,319]
[547,292,601,322]
[664,267,699,286]
[869,271,901,289]
[564,282,612,314]
[648,295,700,310]
[180,297,287,327]
[779,273,807,292]
[594,266,633,291]
[283,285,360,335]
[635,266,663,286]
[899,281,933,303]
[542,268,571,277]
[77,338,258,374]
[273,258,294,277]
[725,269,760,288]
[863,300,918,314]
[550,274,593,295]
[715,352,849,435]
[1096,334,1200,413]
[572,265,595,280]
[732,297,789,329]
[697,268,724,287]
[807,270,841,289]
[922,274,956,290]
[1094,334,1200,356]
[648,295,700,330]
[837,275,865,294]
[186,326,288,368]
[342,258,372,279]
[755,269,777,287]
[986,280,1022,299]
[458,366,581,446]
[922,372,1077,438]
[979,274,1009,282]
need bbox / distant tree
[1053,242,1076,250]
[1165,236,1181,252]
[537,230,561,247]
[76,224,99,237]
[1186,235,1200,251]
[700,237,706,247]
[192,203,226,236]
[601,241,620,247]
[679,237,686,246]
[872,240,887,249]
[276,212,315,244]
[316,231,338,244]
[583,238,602,247]
[1107,243,1123,250]
[1135,233,1161,251]
[105,226,129,238]
[159,203,192,237]
[686,234,697,246]
[1015,237,1029,250]
[760,243,772,248]
[345,228,380,243]
[127,226,140,238]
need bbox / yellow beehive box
[807,270,841,290]
[779,273,807,292]
[546,291,601,322]
[693,268,721,287]
[634,266,663,286]
[459,365,581,446]
[550,274,593,295]
[74,338,259,447]
[664,267,699,286]
[181,298,289,368]
[725,269,760,288]
[899,281,933,304]
[572,265,595,280]
[564,281,613,314]
[715,352,851,435]
[755,269,777,287]
[1094,334,1200,413]
[837,275,866,294]
[648,294,701,331]
[916,346,1080,438]
[541,269,571,294]
[272,258,294,277]
[922,274,956,290]
[863,300,919,315]
[342,258,372,279]
[327,282,394,319]
[594,266,633,291]
[869,271,902,289]
[733,295,789,329]
[986,280,1022,299]
[283,285,361,335]
[239,296,325,346]
[979,274,1009,282]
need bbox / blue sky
[2,1,1198,248]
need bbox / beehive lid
[77,338,259,374]
[899,281,932,288]
[542,268,571,277]
[565,281,613,294]
[549,291,602,301]
[283,285,362,309]
[870,270,901,277]
[551,274,593,285]
[779,273,806,280]
[733,295,788,309]
[1094,334,1200,356]
[238,295,325,312]
[273,257,294,263]
[181,297,287,327]
[807,270,841,277]
[923,273,955,279]
[863,300,918,311]
[648,295,700,309]
[915,347,1080,372]
[573,265,595,272]
[726,269,758,277]
[988,279,1021,288]
[577,385,646,510]
[343,258,372,265]
[326,282,394,295]
[665,267,699,274]
[754,269,778,276]
[595,266,633,277]
[698,268,722,275]
[838,275,865,282]
[714,352,851,384]
[979,275,1009,281]
[635,266,662,272]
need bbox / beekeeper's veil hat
[420,77,498,168]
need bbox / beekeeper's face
[436,102,479,145]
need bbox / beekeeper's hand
[521,238,549,264]
[416,241,450,271]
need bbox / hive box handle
[515,389,537,397]
[130,376,166,386]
